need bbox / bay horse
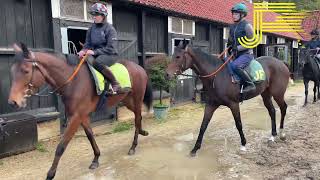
[9,43,152,180]
[166,41,289,156]
[299,48,320,106]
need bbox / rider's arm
[237,23,254,52]
[83,27,92,50]
[227,29,233,54]
[93,26,118,56]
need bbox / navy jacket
[83,22,118,56]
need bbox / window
[57,0,112,23]
[171,17,183,34]
[60,0,84,19]
[169,17,195,36]
[183,20,194,35]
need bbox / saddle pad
[245,59,266,82]
[87,62,131,95]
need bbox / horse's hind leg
[303,79,309,106]
[46,115,82,180]
[261,91,277,141]
[124,97,148,155]
[273,94,288,141]
[81,117,100,169]
[313,81,317,103]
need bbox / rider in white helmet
[78,3,122,94]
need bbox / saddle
[87,62,132,95]
[228,59,266,84]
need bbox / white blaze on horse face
[8,64,30,108]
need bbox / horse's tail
[143,79,153,110]
[282,61,294,80]
[283,61,289,70]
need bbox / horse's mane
[191,47,222,67]
[33,49,79,66]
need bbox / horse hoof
[279,130,286,141]
[240,146,247,152]
[303,104,307,107]
[46,174,54,180]
[89,161,99,170]
[139,130,149,136]
[268,136,275,142]
[128,149,135,156]
[190,151,197,157]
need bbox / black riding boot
[234,67,256,93]
[100,66,122,94]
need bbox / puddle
[75,137,231,180]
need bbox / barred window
[60,0,84,19]
[183,20,193,35]
[172,17,183,34]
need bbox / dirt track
[1,83,320,180]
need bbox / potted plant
[147,55,176,119]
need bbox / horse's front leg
[81,117,100,169]
[303,79,309,107]
[317,82,320,100]
[229,103,247,151]
[190,105,218,157]
[46,114,82,180]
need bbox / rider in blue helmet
[227,3,255,93]
[305,29,320,62]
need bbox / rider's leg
[93,55,122,93]
[232,54,256,93]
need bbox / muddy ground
[0,83,320,180]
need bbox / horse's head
[166,40,193,79]
[299,49,310,68]
[8,43,45,108]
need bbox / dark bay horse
[166,41,289,156]
[9,43,152,180]
[299,49,320,106]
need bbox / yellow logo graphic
[239,2,308,48]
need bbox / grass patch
[112,122,133,133]
[294,79,303,84]
[0,160,3,166]
[155,118,167,124]
[36,142,48,153]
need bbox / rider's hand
[227,46,232,55]
[86,50,95,55]
[232,46,238,57]
[78,50,86,58]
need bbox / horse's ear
[19,42,30,58]
[13,43,22,53]
[178,40,184,48]
[182,39,188,50]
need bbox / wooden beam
[208,24,212,54]
[139,10,146,67]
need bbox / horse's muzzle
[8,99,19,109]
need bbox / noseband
[24,53,39,98]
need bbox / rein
[24,53,89,97]
[179,48,233,78]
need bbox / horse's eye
[21,69,29,74]
[176,56,181,59]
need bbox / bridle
[21,52,89,97]
[175,48,233,78]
